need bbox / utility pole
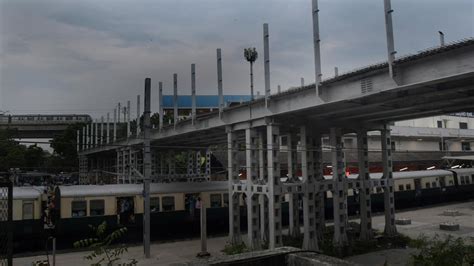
[143,78,151,258]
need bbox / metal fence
[0,178,12,266]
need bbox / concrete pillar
[143,77,151,258]
[246,128,260,250]
[198,197,210,257]
[312,0,322,95]
[94,120,98,148]
[169,150,176,176]
[100,116,104,146]
[357,130,373,240]
[187,152,194,175]
[383,0,396,80]
[267,124,282,249]
[136,94,141,136]
[173,73,178,127]
[330,128,348,247]
[382,125,397,235]
[263,23,270,107]
[116,149,120,184]
[205,149,211,179]
[313,134,325,240]
[227,129,241,244]
[159,82,163,131]
[82,126,86,151]
[196,151,202,176]
[113,108,117,142]
[258,131,265,180]
[128,148,133,183]
[217,49,224,116]
[287,132,300,238]
[259,194,269,243]
[302,127,318,250]
[191,64,196,123]
[106,113,110,144]
[118,103,121,123]
[127,100,131,138]
[76,130,80,152]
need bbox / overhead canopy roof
[442,155,474,161]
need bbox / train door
[439,176,446,187]
[414,178,422,205]
[117,197,135,225]
[185,193,199,217]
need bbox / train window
[431,182,437,188]
[22,201,34,219]
[460,176,465,185]
[90,200,104,216]
[425,182,431,188]
[398,185,404,191]
[223,193,229,207]
[162,196,175,211]
[71,201,87,217]
[66,117,73,121]
[46,117,53,120]
[210,194,222,208]
[151,197,160,212]
[459,122,468,129]
[27,116,34,120]
[406,184,411,190]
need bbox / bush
[222,242,249,255]
[408,235,474,266]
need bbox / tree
[49,123,84,172]
[244,48,258,101]
[73,221,136,266]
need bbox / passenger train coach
[0,114,91,125]
[9,168,474,253]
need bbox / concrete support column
[116,149,121,184]
[169,150,176,176]
[259,194,269,243]
[196,151,202,176]
[76,130,80,152]
[127,101,131,138]
[246,128,260,250]
[94,120,98,147]
[258,131,265,180]
[227,129,241,245]
[216,49,224,117]
[205,149,212,180]
[191,64,197,124]
[82,126,86,151]
[106,113,110,144]
[330,128,348,247]
[382,125,397,236]
[313,135,325,240]
[159,82,163,131]
[267,124,282,249]
[302,127,318,251]
[128,148,133,183]
[187,152,194,175]
[113,108,117,142]
[136,94,141,136]
[100,116,104,146]
[287,131,300,238]
[173,74,178,126]
[357,130,373,240]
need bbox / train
[8,168,474,253]
[0,114,91,125]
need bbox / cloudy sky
[1,0,473,119]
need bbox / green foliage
[222,242,249,255]
[244,48,258,63]
[0,129,50,171]
[73,221,136,266]
[408,235,474,266]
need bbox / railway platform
[13,200,474,266]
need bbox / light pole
[244,48,258,101]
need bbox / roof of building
[58,181,228,197]
[162,95,251,109]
